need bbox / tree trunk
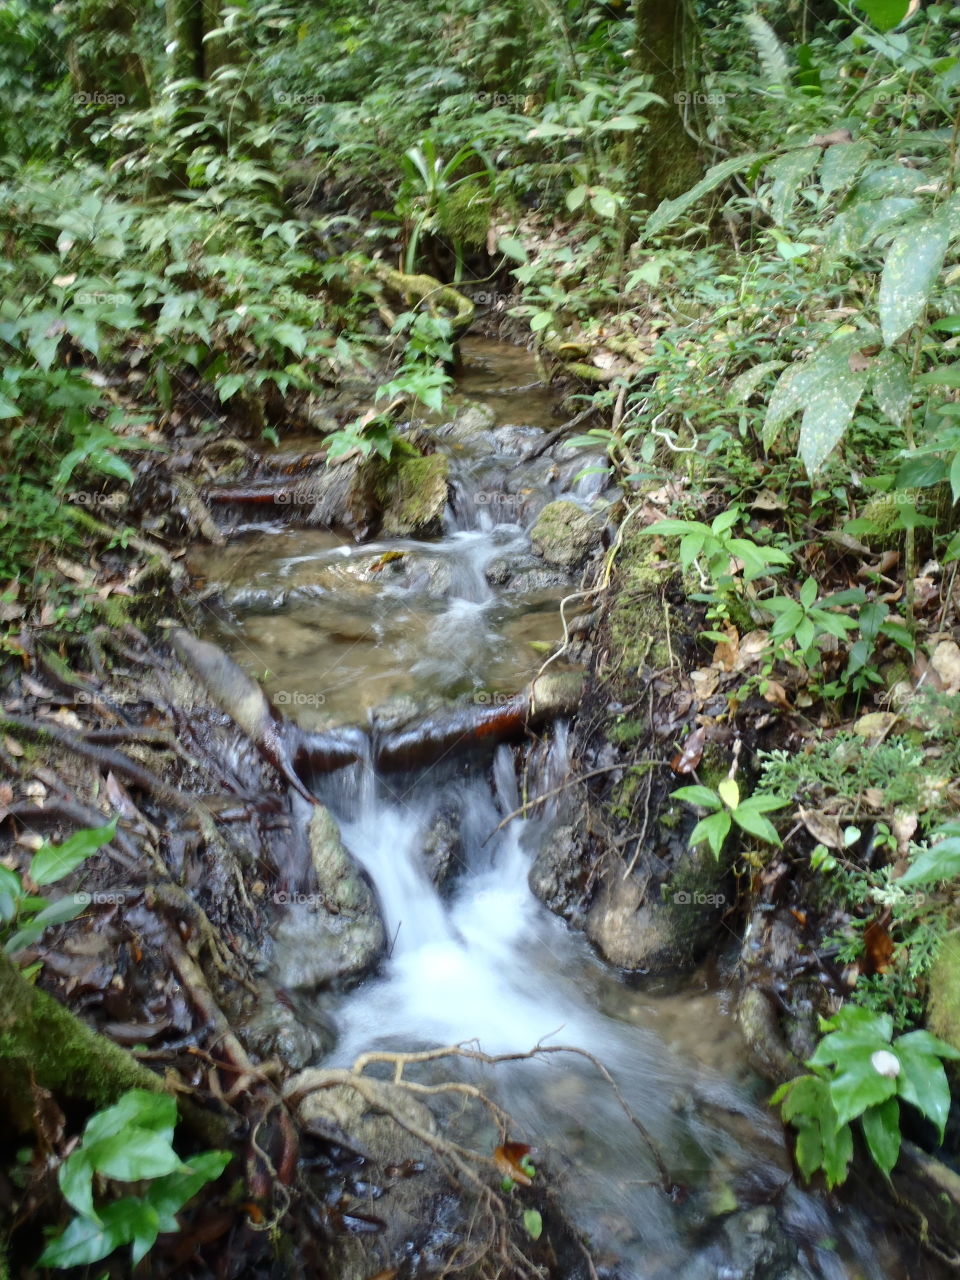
[633,0,703,206]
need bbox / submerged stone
[529,498,600,568]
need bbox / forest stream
[186,342,929,1280]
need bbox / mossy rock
[606,532,673,673]
[927,941,960,1054]
[529,499,600,568]
[364,452,449,537]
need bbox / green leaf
[84,1131,183,1184]
[861,1098,901,1177]
[855,0,912,31]
[718,778,740,810]
[59,1150,97,1220]
[146,1151,231,1230]
[726,360,786,405]
[828,1047,898,1127]
[497,235,528,263]
[566,185,588,212]
[797,338,870,475]
[895,1044,951,1141]
[644,153,769,240]
[672,785,722,811]
[898,837,960,886]
[589,188,619,219]
[215,373,245,402]
[917,364,960,388]
[30,896,86,928]
[820,1117,854,1188]
[522,1209,543,1240]
[82,1090,177,1147]
[38,1208,125,1268]
[765,149,820,225]
[731,803,782,845]
[29,820,117,886]
[272,323,308,357]
[880,212,951,347]
[871,350,912,427]
[820,139,873,199]
[689,810,731,857]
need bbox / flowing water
[191,341,936,1279]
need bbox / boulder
[585,863,721,972]
[529,499,600,568]
[269,805,386,992]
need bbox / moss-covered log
[0,949,167,1129]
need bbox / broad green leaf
[30,896,86,928]
[83,1090,176,1147]
[644,153,769,240]
[29,820,117,886]
[819,139,873,198]
[879,212,950,347]
[146,1151,231,1228]
[794,1121,825,1181]
[828,1047,898,1127]
[894,1042,952,1140]
[589,187,619,219]
[917,364,960,388]
[497,235,527,263]
[855,0,911,30]
[689,811,731,857]
[726,360,785,406]
[730,804,781,845]
[895,1029,960,1061]
[820,1117,854,1188]
[765,149,820,225]
[37,1208,125,1268]
[861,1098,901,1177]
[84,1131,183,1184]
[215,373,245,402]
[898,837,960,886]
[797,337,870,475]
[871,350,912,427]
[59,1151,97,1221]
[673,785,722,810]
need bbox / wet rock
[585,865,720,972]
[484,551,569,592]
[422,808,464,891]
[529,669,585,719]
[736,985,801,1085]
[238,991,336,1069]
[365,452,449,537]
[269,805,386,992]
[529,499,601,568]
[528,823,587,922]
[491,424,543,453]
[436,400,496,445]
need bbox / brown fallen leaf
[799,807,844,850]
[762,679,793,712]
[691,667,720,702]
[672,725,706,774]
[494,1142,535,1186]
[863,918,894,976]
[712,626,739,672]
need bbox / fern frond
[742,12,790,89]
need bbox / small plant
[772,1005,960,1187]
[641,508,792,587]
[673,778,787,857]
[0,820,117,960]
[494,1143,542,1242]
[39,1089,230,1269]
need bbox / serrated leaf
[879,213,950,347]
[861,1097,901,1177]
[894,1041,952,1140]
[828,1047,898,1126]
